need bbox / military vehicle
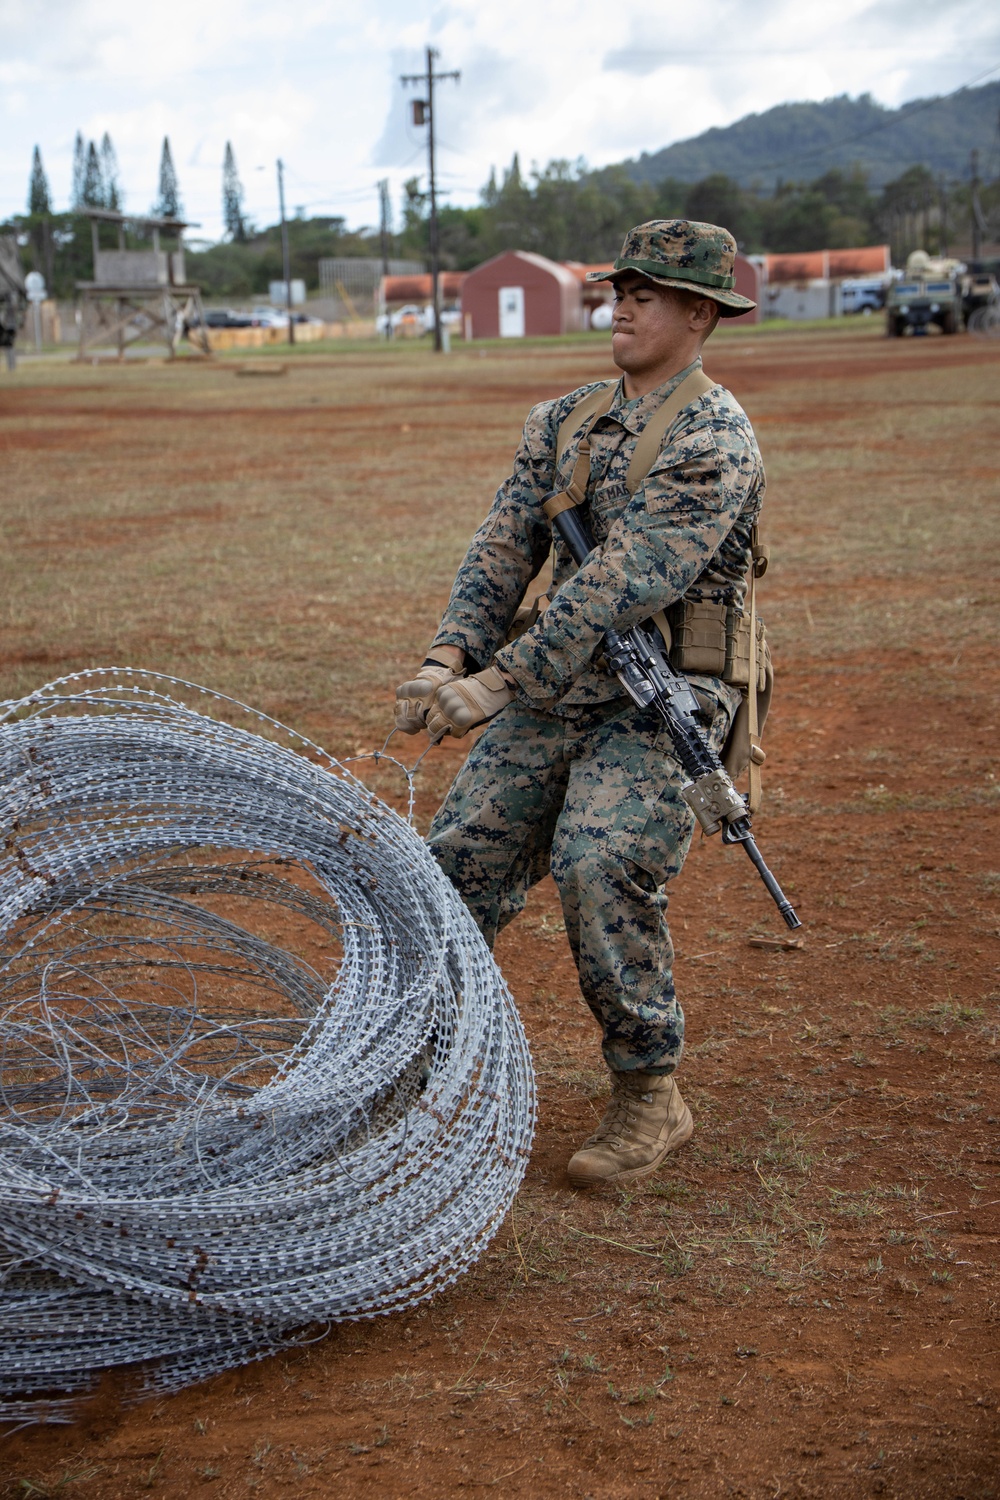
[962,266,1000,323]
[886,250,964,337]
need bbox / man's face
[610,273,712,377]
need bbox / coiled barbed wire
[0,669,535,1426]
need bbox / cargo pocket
[644,431,721,513]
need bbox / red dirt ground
[1,326,998,1498]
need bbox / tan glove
[425,666,514,740]
[394,657,466,735]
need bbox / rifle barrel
[728,827,801,929]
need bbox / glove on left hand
[425,666,514,739]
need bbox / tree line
[29,134,185,220]
[187,157,999,298]
[416,155,993,269]
[5,142,995,302]
[7,135,251,298]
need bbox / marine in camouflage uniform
[395,221,762,1187]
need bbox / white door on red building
[498,286,525,337]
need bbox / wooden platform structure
[75,210,211,360]
[1,234,28,371]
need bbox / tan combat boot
[567,1072,693,1189]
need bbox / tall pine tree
[222,142,247,241]
[154,137,181,218]
[100,133,122,211]
[28,147,52,216]
[82,141,104,207]
[71,131,87,209]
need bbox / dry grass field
[1,324,999,1498]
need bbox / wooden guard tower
[76,210,211,360]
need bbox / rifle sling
[547,367,716,522]
[624,368,715,495]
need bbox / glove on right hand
[394,658,466,735]
[425,666,514,740]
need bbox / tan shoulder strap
[546,383,617,521]
[625,367,715,496]
[555,382,617,464]
[547,367,716,524]
[746,562,762,814]
[745,520,769,814]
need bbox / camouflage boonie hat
[587,219,755,317]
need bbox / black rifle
[546,498,801,931]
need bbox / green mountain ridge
[621,80,1000,189]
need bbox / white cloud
[1,0,997,236]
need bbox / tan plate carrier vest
[505,368,772,812]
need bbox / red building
[764,245,890,283]
[563,262,614,325]
[460,251,584,338]
[461,247,765,337]
[728,253,762,325]
[381,271,465,306]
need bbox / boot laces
[589,1082,653,1147]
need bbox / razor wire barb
[0,668,535,1425]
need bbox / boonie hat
[587,219,755,316]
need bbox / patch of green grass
[620,1409,657,1428]
[757,1123,816,1177]
[646,1179,694,1205]
[909,1001,984,1033]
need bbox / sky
[2,0,999,242]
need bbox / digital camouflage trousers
[427,680,740,1075]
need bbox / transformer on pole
[401,47,460,352]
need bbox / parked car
[249,306,290,328]
[377,303,461,336]
[841,279,886,315]
[376,303,425,336]
[196,308,255,328]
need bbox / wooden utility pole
[378,179,391,280]
[969,149,982,261]
[378,178,392,338]
[277,158,295,345]
[401,48,460,352]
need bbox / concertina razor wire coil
[0,669,536,1425]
